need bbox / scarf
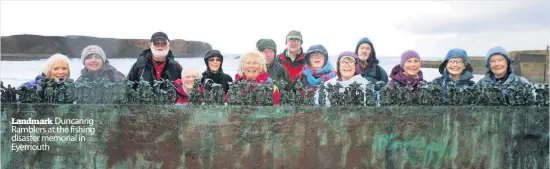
[302,64,335,87]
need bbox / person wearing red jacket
[174,67,202,105]
[277,30,306,83]
[233,51,280,105]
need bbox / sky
[1,0,549,59]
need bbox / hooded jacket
[431,49,475,92]
[389,65,426,89]
[200,50,233,93]
[477,47,530,87]
[354,37,389,83]
[257,39,291,89]
[278,47,306,82]
[20,74,47,92]
[77,60,126,82]
[293,45,336,88]
[127,48,183,88]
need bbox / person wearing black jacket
[200,50,233,93]
[127,32,183,88]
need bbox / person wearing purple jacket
[389,50,426,89]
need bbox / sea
[0,54,485,87]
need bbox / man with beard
[355,37,388,83]
[127,32,183,89]
[277,30,306,83]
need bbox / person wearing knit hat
[77,45,125,82]
[256,39,291,89]
[354,37,388,83]
[477,46,530,87]
[314,51,370,106]
[389,50,426,89]
[431,49,475,95]
[293,44,336,88]
[277,30,306,83]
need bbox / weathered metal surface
[2,104,548,169]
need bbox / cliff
[0,34,213,60]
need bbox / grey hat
[81,45,106,64]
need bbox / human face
[150,39,169,58]
[243,58,262,79]
[208,57,221,72]
[48,60,69,82]
[403,58,421,77]
[182,71,199,90]
[339,57,356,80]
[262,48,275,65]
[446,57,465,77]
[309,52,326,70]
[84,54,104,72]
[489,54,508,78]
[286,39,301,53]
[357,43,372,61]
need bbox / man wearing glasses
[127,32,183,88]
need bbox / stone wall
[2,104,548,169]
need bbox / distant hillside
[1,34,213,60]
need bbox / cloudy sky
[1,0,549,59]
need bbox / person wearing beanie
[256,38,291,89]
[277,30,306,82]
[389,50,426,89]
[200,49,233,93]
[293,44,336,88]
[431,48,475,96]
[314,51,370,106]
[127,31,183,89]
[77,45,125,82]
[354,37,388,83]
[477,46,530,87]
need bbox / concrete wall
[2,104,548,169]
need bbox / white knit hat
[81,45,106,64]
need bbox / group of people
[20,31,531,105]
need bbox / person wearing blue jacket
[431,48,475,95]
[477,46,530,87]
[354,37,388,83]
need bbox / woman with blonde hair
[20,53,72,91]
[174,67,202,104]
[233,51,280,105]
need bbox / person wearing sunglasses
[127,32,183,89]
[200,49,233,93]
[314,51,370,106]
[431,48,475,96]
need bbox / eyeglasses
[448,60,464,65]
[153,40,168,47]
[208,58,221,62]
[287,39,301,43]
